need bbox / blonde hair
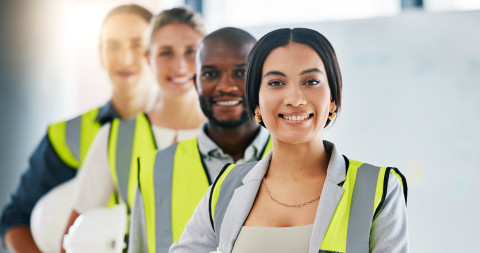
[149,7,206,48]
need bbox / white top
[232,224,314,253]
[72,123,199,213]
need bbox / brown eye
[267,80,284,86]
[202,71,219,78]
[304,79,320,86]
[234,69,246,77]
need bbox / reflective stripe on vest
[108,114,157,209]
[209,158,407,253]
[48,107,101,168]
[140,135,273,253]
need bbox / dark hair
[203,27,256,47]
[102,4,153,27]
[245,28,342,127]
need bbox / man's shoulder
[48,106,103,128]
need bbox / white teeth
[216,100,240,106]
[282,115,309,121]
[171,77,190,83]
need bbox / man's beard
[199,94,250,129]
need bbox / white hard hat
[31,177,78,253]
[62,204,127,253]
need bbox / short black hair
[245,28,342,127]
[203,27,256,48]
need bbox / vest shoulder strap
[208,161,259,238]
[321,159,407,252]
[48,107,101,169]
[171,137,210,242]
[108,113,156,209]
[141,137,212,252]
[138,146,170,253]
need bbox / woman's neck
[148,89,206,130]
[268,137,329,179]
[111,87,150,119]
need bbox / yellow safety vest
[47,107,102,169]
[210,158,407,253]
[139,136,272,253]
[108,113,157,210]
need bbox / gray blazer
[170,142,408,253]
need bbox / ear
[145,50,151,66]
[193,74,199,92]
[330,95,336,113]
[99,45,106,70]
[254,105,261,116]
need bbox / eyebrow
[201,63,247,70]
[263,71,286,78]
[300,68,323,75]
[201,65,217,70]
[106,36,143,42]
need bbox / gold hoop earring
[328,112,336,120]
[255,113,262,123]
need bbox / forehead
[199,39,253,66]
[262,42,325,74]
[150,23,203,48]
[101,13,149,41]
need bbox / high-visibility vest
[108,113,157,210]
[139,136,272,253]
[209,158,407,253]
[48,107,102,169]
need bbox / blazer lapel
[219,180,262,252]
[309,180,344,253]
[219,153,271,252]
[309,141,347,252]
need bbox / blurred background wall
[1,0,479,252]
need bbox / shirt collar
[242,140,347,185]
[96,101,120,125]
[197,124,270,162]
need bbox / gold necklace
[262,177,321,208]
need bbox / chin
[167,85,195,97]
[275,132,316,145]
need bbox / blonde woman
[61,7,207,252]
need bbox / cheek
[258,88,274,119]
[187,57,196,72]
[132,51,145,63]
[199,81,214,96]
[154,59,170,76]
[236,78,247,92]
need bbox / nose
[216,72,239,93]
[172,55,188,74]
[283,85,306,107]
[119,48,134,65]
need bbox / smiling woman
[60,7,209,253]
[170,28,408,253]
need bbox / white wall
[245,10,480,252]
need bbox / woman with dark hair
[170,28,408,253]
